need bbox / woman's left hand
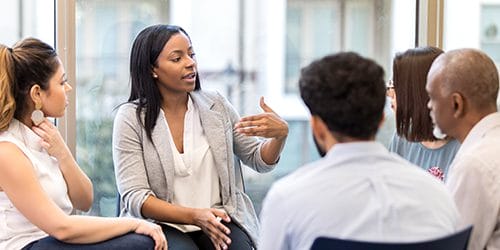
[235,97,288,140]
[32,118,71,160]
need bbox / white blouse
[164,96,222,232]
[0,119,73,250]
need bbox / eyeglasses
[386,79,395,97]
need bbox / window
[285,0,340,94]
[0,0,54,46]
[70,0,416,216]
[443,0,500,108]
[75,0,168,216]
[285,0,392,94]
[1,0,441,222]
[246,0,416,213]
[481,4,500,63]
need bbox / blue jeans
[160,221,253,250]
[23,232,155,250]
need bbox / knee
[118,233,156,250]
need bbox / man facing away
[258,52,461,250]
[426,48,500,250]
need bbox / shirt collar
[322,141,388,164]
[186,94,194,112]
[9,119,44,152]
[457,112,500,155]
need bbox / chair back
[311,226,473,250]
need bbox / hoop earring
[31,102,45,126]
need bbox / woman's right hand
[32,119,72,160]
[192,208,232,250]
[133,220,168,250]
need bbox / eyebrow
[168,47,194,56]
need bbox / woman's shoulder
[113,102,143,127]
[191,89,230,108]
[0,140,30,172]
[116,101,139,111]
[191,89,223,100]
[115,102,140,116]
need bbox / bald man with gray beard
[426,48,500,250]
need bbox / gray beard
[433,125,447,140]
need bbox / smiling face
[39,58,72,118]
[152,33,197,96]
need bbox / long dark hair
[128,24,201,141]
[392,46,443,142]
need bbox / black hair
[128,24,201,141]
[299,52,386,140]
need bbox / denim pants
[23,232,155,250]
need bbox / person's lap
[160,221,253,250]
[23,232,154,250]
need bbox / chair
[310,225,473,250]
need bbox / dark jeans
[23,232,155,250]
[160,221,253,250]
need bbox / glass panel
[444,0,500,108]
[285,7,302,93]
[0,0,54,46]
[313,8,336,58]
[345,1,371,54]
[74,0,416,217]
[75,0,168,216]
[247,0,416,213]
[481,5,500,62]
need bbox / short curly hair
[299,52,386,140]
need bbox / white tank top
[0,119,73,250]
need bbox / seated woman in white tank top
[0,38,166,250]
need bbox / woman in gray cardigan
[113,24,288,250]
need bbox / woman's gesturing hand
[193,208,232,250]
[235,97,289,140]
[134,220,168,250]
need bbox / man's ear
[451,92,465,118]
[29,84,43,108]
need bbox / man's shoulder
[267,160,326,197]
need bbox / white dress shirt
[259,141,460,250]
[0,119,73,250]
[446,112,500,250]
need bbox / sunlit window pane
[444,1,500,108]
[75,0,168,216]
[0,0,54,46]
[74,0,416,217]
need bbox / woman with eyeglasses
[387,47,460,181]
